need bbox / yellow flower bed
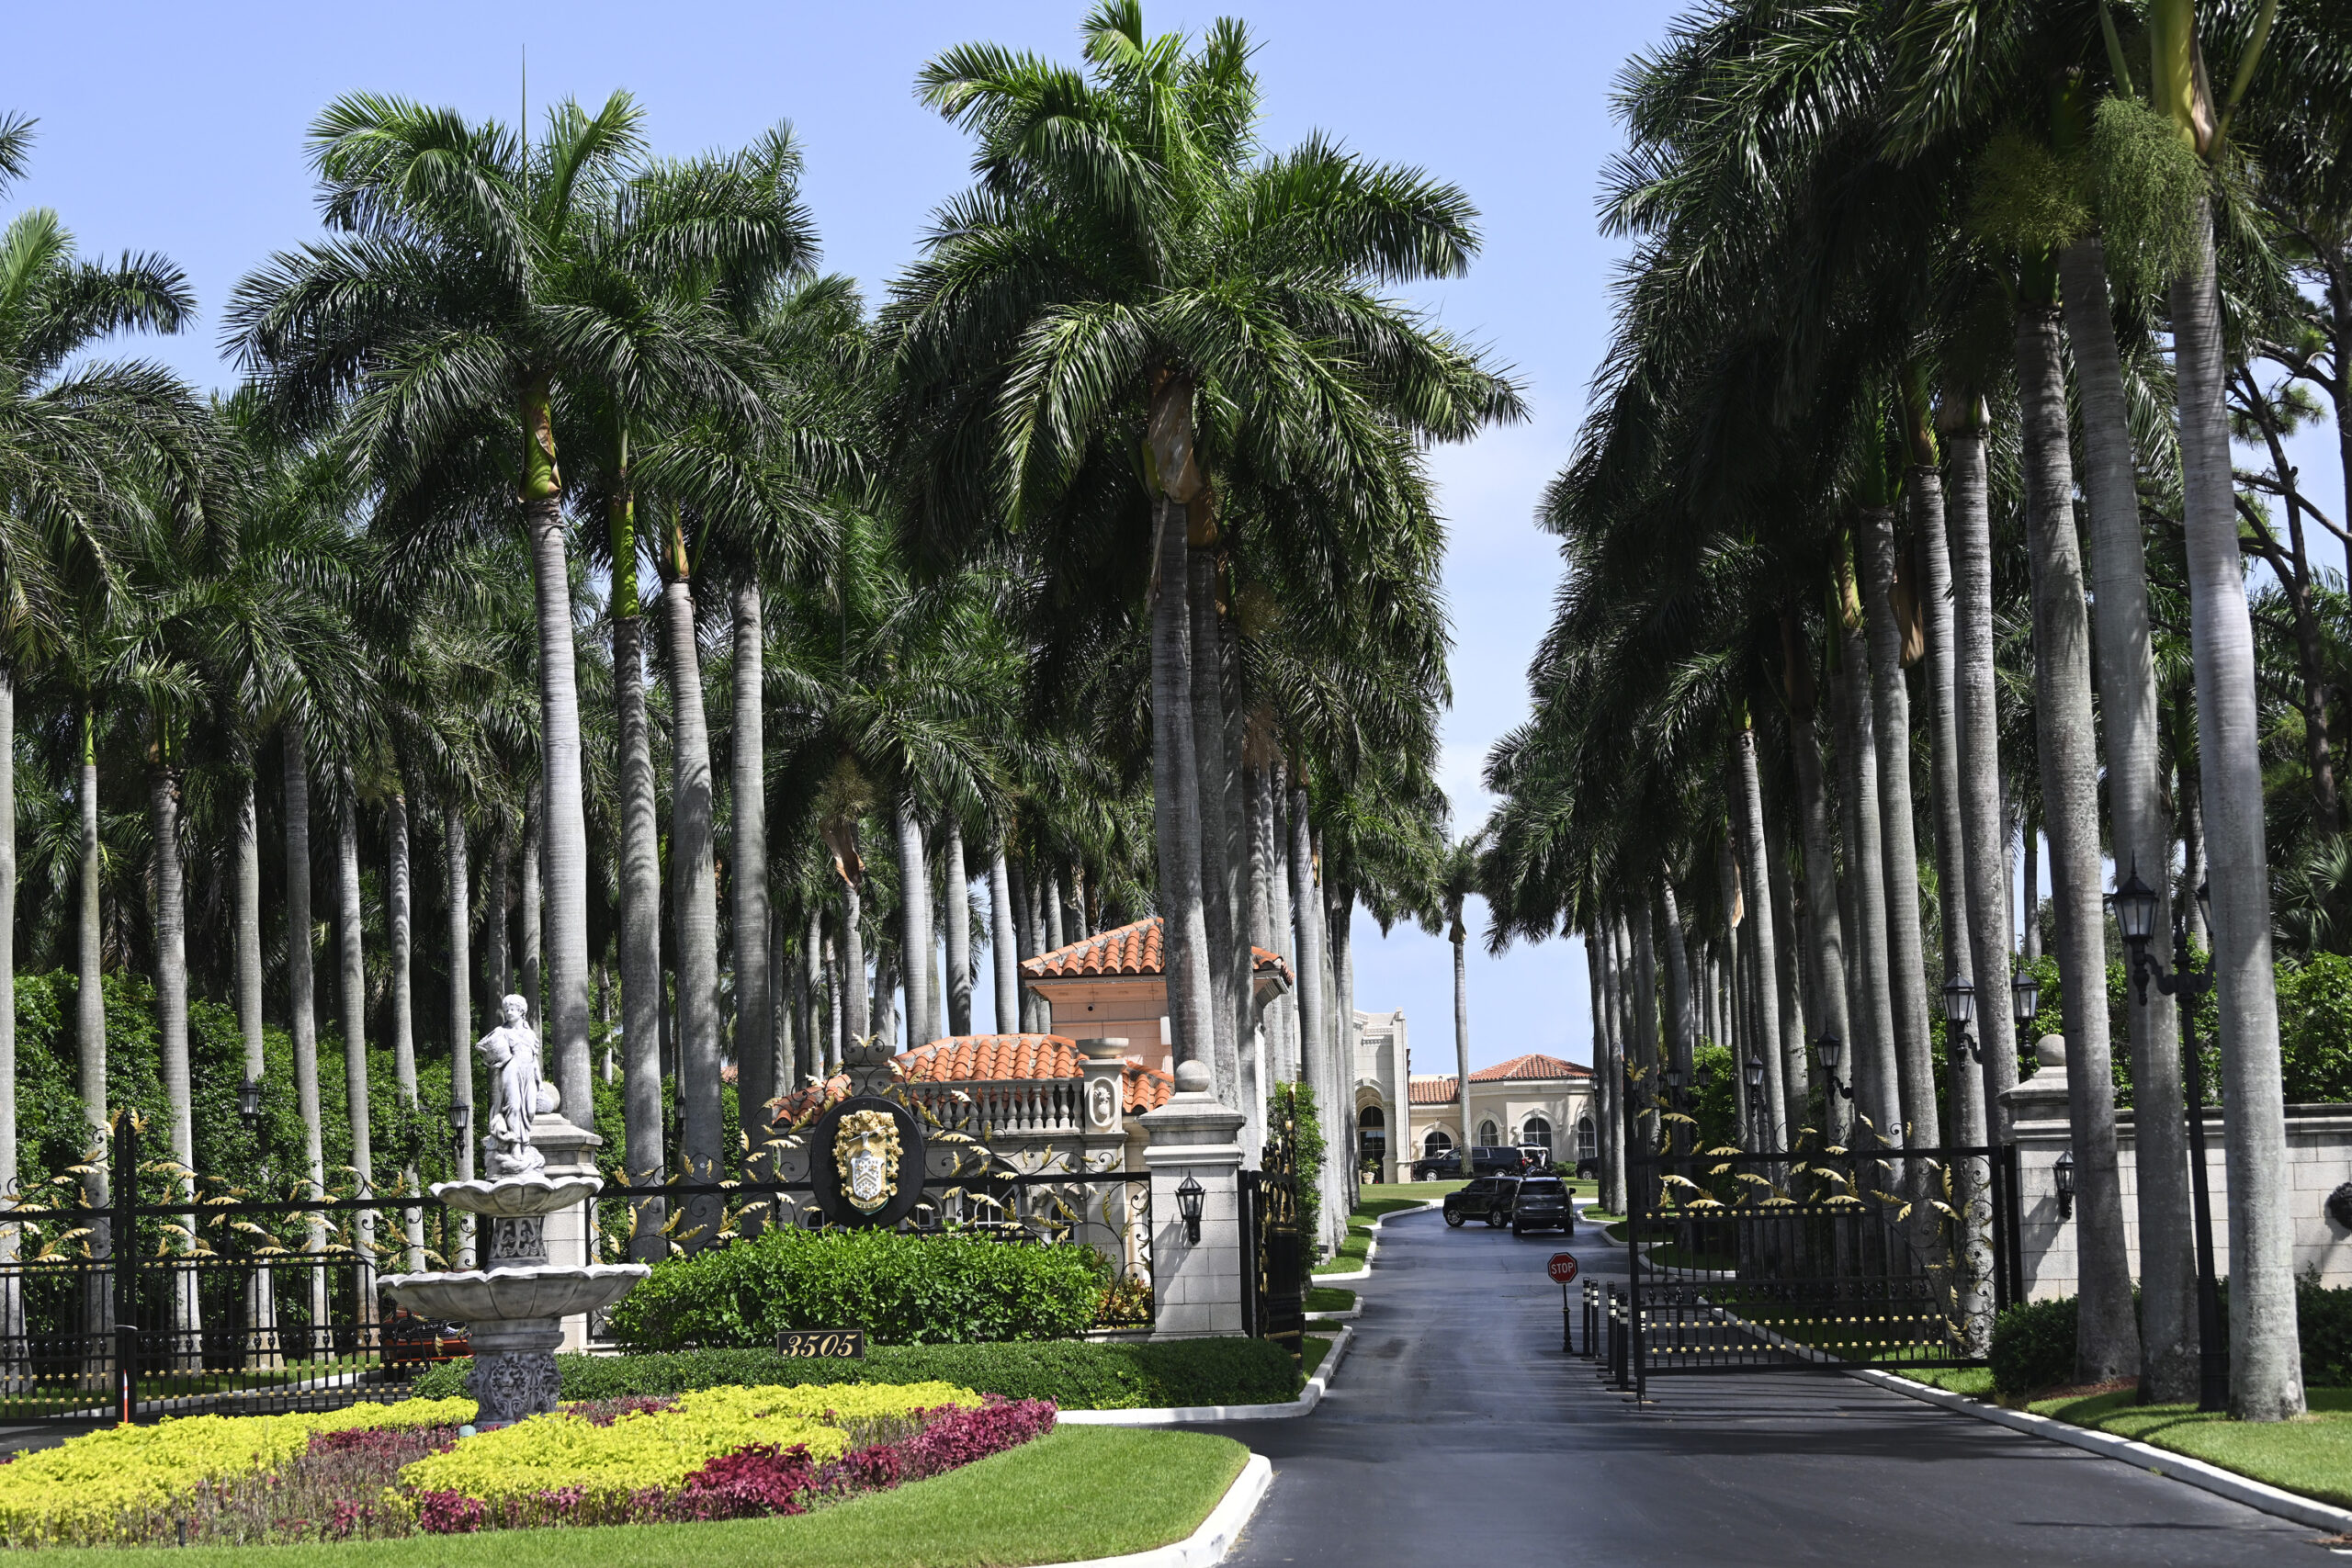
[396,1382,979,1507]
[0,1397,476,1545]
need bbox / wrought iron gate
[1608,1142,2019,1394]
[1239,1119,1306,1354]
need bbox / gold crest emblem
[833,1108,902,1213]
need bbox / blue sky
[10,2,2336,1079]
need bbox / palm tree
[888,1,1519,1089]
[1423,836,1480,1190]
[228,92,779,1129]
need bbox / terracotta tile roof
[1019,917,1291,984]
[1409,1076,1460,1105]
[766,1074,851,1124]
[1468,1052,1590,1083]
[898,1033,1174,1115]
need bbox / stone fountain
[382,996,649,1427]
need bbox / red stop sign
[1547,1253,1579,1284]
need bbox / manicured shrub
[1989,1295,2078,1395]
[2296,1276,2352,1386]
[604,1226,1108,1348]
[414,1337,1304,1410]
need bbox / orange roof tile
[1019,917,1291,984]
[897,1033,1174,1115]
[1469,1052,1590,1083]
[1409,1076,1460,1105]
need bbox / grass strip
[1301,1336,1332,1379]
[21,1426,1249,1568]
[2026,1386,2352,1510]
[1304,1287,1355,1315]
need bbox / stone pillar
[1139,1060,1247,1338]
[1997,1034,2075,1301]
[1077,1038,1130,1172]
[527,1100,603,1350]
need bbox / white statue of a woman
[477,994,548,1177]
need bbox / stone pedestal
[468,1315,564,1428]
[1138,1060,1246,1338]
[1077,1038,1131,1172]
[526,1104,603,1350]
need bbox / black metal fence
[1604,1142,2018,1395]
[1239,1115,1306,1354]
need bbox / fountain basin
[379,1263,649,1323]
[432,1175,604,1218]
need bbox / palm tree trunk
[873,940,900,1054]
[0,671,17,1352]
[1834,609,1901,1143]
[840,878,868,1051]
[2180,739,2209,951]
[1657,876,1695,1088]
[1786,666,1854,1146]
[730,582,772,1154]
[1860,508,1939,1149]
[521,797,542,1026]
[235,763,265,1087]
[151,759,198,1353]
[1451,920,1473,1192]
[801,908,823,1085]
[1764,823,1806,1130]
[1263,765,1298,1082]
[2063,234,2198,1401]
[488,829,512,1003]
[1288,778,1332,1243]
[1148,494,1217,1083]
[520,380,593,1141]
[1733,728,1790,1149]
[989,843,1019,1034]
[2020,823,2041,963]
[337,787,376,1319]
[1585,935,1616,1213]
[1188,540,1240,1108]
[1330,882,1359,1207]
[2016,294,2141,1384]
[444,804,474,1269]
[1219,611,1255,1145]
[661,573,723,1247]
[944,819,973,1036]
[1943,401,2020,1145]
[2175,194,2303,1419]
[893,795,933,1048]
[389,789,423,1271]
[610,480,664,1254]
[74,704,107,1262]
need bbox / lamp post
[2108,868,2226,1413]
[1743,1053,1766,1147]
[2010,969,2041,1071]
[1815,1034,1854,1103]
[1942,977,1979,1064]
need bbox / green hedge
[604,1226,1109,1348]
[410,1338,1304,1410]
[1991,1277,2352,1395]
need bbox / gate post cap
[1077,1037,1130,1062]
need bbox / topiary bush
[1988,1295,2079,1395]
[2293,1274,2352,1386]
[603,1227,1111,1348]
[412,1337,1304,1411]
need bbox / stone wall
[2005,1052,2352,1300]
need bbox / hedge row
[1989,1276,2352,1394]
[605,1227,1111,1348]
[411,1337,1304,1411]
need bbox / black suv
[1410,1149,1464,1179]
[1508,1176,1575,1235]
[1443,1176,1519,1228]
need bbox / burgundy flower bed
[129,1396,1057,1547]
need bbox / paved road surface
[1193,1206,2321,1567]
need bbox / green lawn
[1302,1334,1332,1379]
[1358,1180,1464,1204]
[1305,1286,1356,1315]
[1901,1365,1996,1398]
[27,1427,1250,1568]
[2030,1387,2352,1510]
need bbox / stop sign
[1547,1253,1579,1284]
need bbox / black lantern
[236,1077,264,1133]
[447,1101,471,1138]
[1663,1065,1684,1093]
[1175,1174,1205,1244]
[2196,880,2212,934]
[1814,1033,1842,1073]
[2010,968,2041,1028]
[2110,865,2160,959]
[1940,976,1975,1026]
[2054,1149,2075,1222]
[1744,1053,1765,1090]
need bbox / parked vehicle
[1573,1157,1599,1180]
[1509,1176,1575,1235]
[1412,1149,1463,1179]
[1443,1176,1519,1228]
[1468,1145,1525,1175]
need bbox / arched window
[1521,1115,1553,1155]
[1477,1119,1499,1146]
[1577,1116,1597,1158]
[1357,1105,1387,1168]
[1422,1128,1453,1156]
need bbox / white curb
[1061,1325,1353,1426]
[1314,1197,1443,1282]
[1851,1367,2352,1535]
[1046,1452,1272,1567]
